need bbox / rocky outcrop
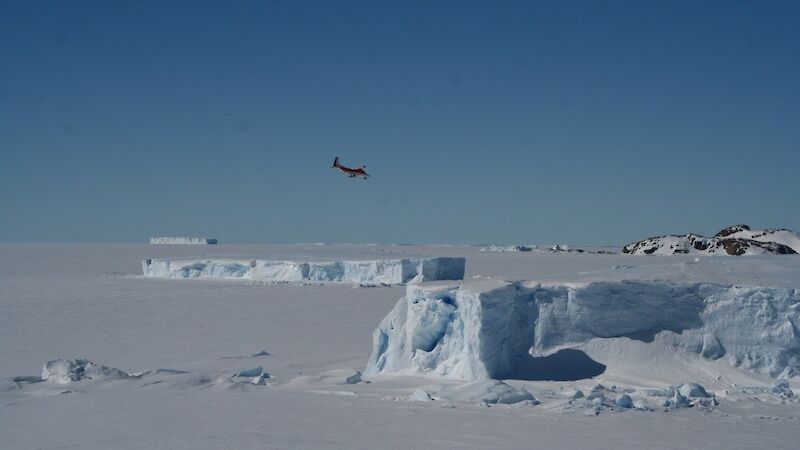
[623,225,799,256]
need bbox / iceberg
[149,237,218,245]
[480,245,535,252]
[142,257,466,285]
[366,279,800,381]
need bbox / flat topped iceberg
[366,279,800,381]
[480,245,535,252]
[150,237,218,245]
[142,256,465,286]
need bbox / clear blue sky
[1,1,798,244]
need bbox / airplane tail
[332,157,339,168]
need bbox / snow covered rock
[149,237,218,245]
[715,225,800,253]
[42,359,130,384]
[142,257,465,285]
[366,280,800,381]
[622,225,799,256]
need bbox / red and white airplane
[332,157,370,179]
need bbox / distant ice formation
[366,279,800,381]
[142,257,466,285]
[623,224,799,255]
[149,237,218,245]
[481,245,535,252]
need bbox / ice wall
[149,237,218,245]
[366,280,800,380]
[141,257,465,285]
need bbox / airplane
[332,156,370,179]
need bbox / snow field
[4,243,800,449]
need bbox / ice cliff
[366,280,800,381]
[142,257,465,285]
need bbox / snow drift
[142,257,466,285]
[437,380,536,404]
[623,224,799,255]
[366,279,800,381]
[149,237,218,245]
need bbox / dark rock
[722,238,796,256]
[715,224,750,237]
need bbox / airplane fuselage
[332,157,370,179]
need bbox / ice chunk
[235,366,264,378]
[251,374,271,385]
[569,390,585,400]
[675,383,710,398]
[771,380,794,398]
[142,257,465,286]
[438,380,535,405]
[669,391,691,408]
[701,334,725,359]
[615,394,633,408]
[409,388,433,401]
[42,359,130,384]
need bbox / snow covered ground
[2,243,800,449]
